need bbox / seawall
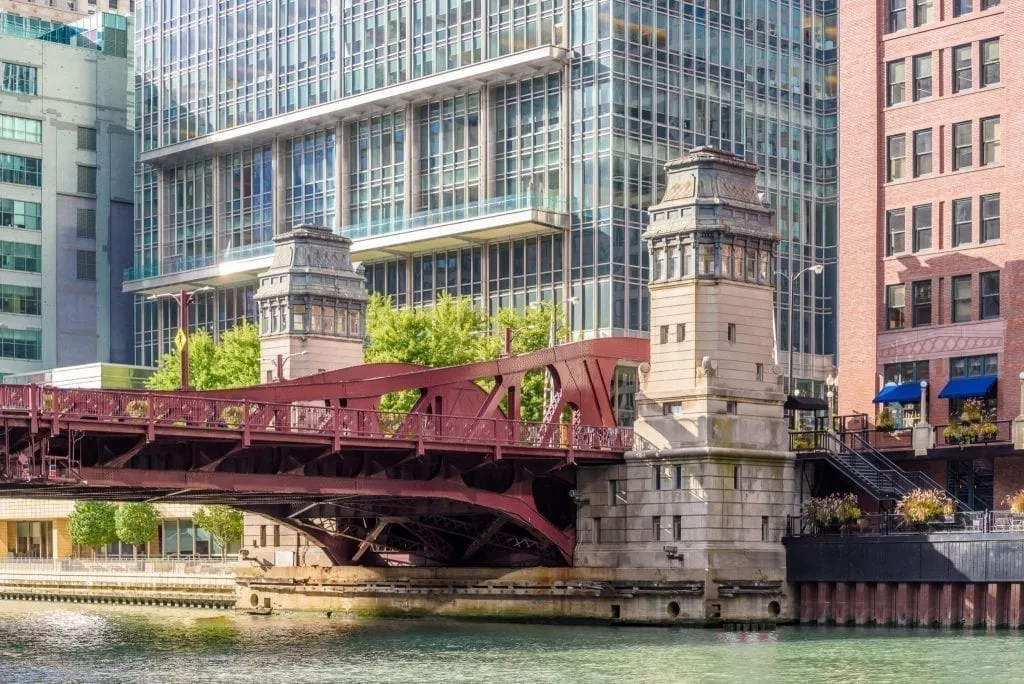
[236,565,791,626]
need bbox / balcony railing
[124,242,274,283]
[787,510,1024,537]
[122,194,568,283]
[340,193,568,242]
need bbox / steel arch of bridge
[0,339,647,566]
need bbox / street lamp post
[274,351,309,382]
[780,264,824,395]
[146,287,213,390]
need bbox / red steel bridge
[0,339,646,567]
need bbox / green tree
[146,323,260,391]
[192,505,244,560]
[66,501,118,558]
[364,293,566,421]
[114,502,160,559]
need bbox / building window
[980,271,1000,320]
[673,515,682,542]
[755,363,764,382]
[727,323,736,342]
[0,284,41,316]
[0,328,42,360]
[886,209,905,256]
[272,525,280,547]
[76,208,96,239]
[952,122,972,170]
[914,0,933,25]
[653,466,662,490]
[954,0,971,16]
[732,465,741,490]
[0,240,41,272]
[659,325,669,344]
[663,402,682,416]
[981,116,1000,166]
[676,323,685,342]
[981,0,1000,8]
[0,153,42,187]
[981,39,1000,87]
[951,275,972,323]
[887,134,905,181]
[912,54,932,101]
[0,114,42,144]
[726,401,737,414]
[258,525,267,547]
[888,0,907,32]
[76,249,96,281]
[593,518,602,544]
[953,198,972,246]
[912,280,932,327]
[76,165,97,195]
[652,516,662,542]
[1,62,37,95]
[884,360,929,385]
[0,198,41,230]
[886,284,905,330]
[609,480,623,506]
[913,129,932,177]
[951,354,998,379]
[912,204,932,252]
[981,194,1000,242]
[886,60,905,106]
[77,126,97,151]
[952,45,972,93]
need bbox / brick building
[838,1,1016,508]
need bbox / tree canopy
[364,293,567,421]
[66,501,118,556]
[114,502,160,558]
[192,505,244,560]
[147,322,261,391]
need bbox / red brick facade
[839,1,1020,427]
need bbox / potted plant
[804,493,861,533]
[125,400,148,419]
[978,421,999,442]
[943,420,971,446]
[895,488,955,528]
[1004,490,1024,515]
[220,405,246,429]
[876,407,896,432]
[791,432,812,451]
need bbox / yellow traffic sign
[174,327,186,351]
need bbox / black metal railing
[786,510,1024,537]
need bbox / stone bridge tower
[574,148,798,624]
[254,225,368,382]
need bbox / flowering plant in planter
[1004,490,1024,515]
[876,407,896,432]
[804,493,861,528]
[125,400,148,419]
[895,488,955,524]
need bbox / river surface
[1,601,1022,683]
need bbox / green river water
[0,601,1022,683]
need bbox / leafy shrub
[125,400,148,419]
[876,407,895,432]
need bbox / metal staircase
[814,431,972,511]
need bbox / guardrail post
[28,384,38,434]
[146,394,155,442]
[332,405,341,452]
[241,400,251,447]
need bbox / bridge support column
[917,583,936,627]
[834,582,852,625]
[854,582,872,625]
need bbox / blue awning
[873,382,923,404]
[938,375,997,400]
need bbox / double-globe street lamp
[146,287,213,390]
[778,263,824,396]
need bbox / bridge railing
[0,385,633,453]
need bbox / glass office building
[129,0,837,392]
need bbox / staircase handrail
[843,430,971,511]
[823,433,911,498]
